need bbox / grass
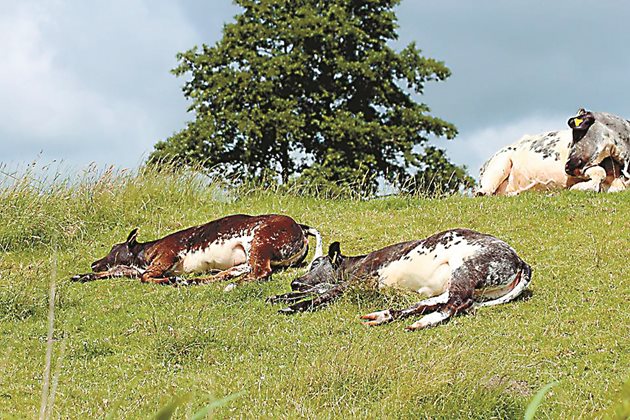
[0,165,628,418]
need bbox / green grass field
[1,167,628,418]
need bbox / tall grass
[0,163,228,252]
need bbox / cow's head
[290,242,343,291]
[91,228,140,271]
[565,109,620,177]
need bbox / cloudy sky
[1,0,629,177]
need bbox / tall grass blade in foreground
[45,338,66,419]
[151,391,243,420]
[190,391,245,420]
[39,253,58,420]
[524,381,558,420]
[153,393,192,420]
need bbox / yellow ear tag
[331,254,338,265]
[573,118,583,127]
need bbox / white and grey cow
[565,109,630,191]
[477,112,627,196]
[268,229,532,331]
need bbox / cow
[71,214,323,289]
[268,229,531,331]
[565,109,630,192]
[476,120,626,196]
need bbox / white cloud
[0,0,200,167]
[0,3,64,137]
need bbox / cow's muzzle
[91,260,106,272]
[290,280,312,291]
[565,157,587,177]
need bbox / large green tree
[151,0,472,193]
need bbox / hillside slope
[1,169,628,418]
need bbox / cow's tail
[300,224,323,269]
[503,259,532,302]
[519,260,532,291]
[474,259,532,308]
[507,259,532,302]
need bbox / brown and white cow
[565,109,630,191]
[268,229,531,330]
[476,116,626,196]
[71,214,323,289]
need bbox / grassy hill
[1,167,628,418]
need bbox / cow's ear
[126,228,139,246]
[568,109,593,130]
[568,116,584,129]
[328,242,341,264]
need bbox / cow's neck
[130,241,158,268]
[339,255,367,278]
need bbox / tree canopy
[150,0,473,193]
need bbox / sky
[1,0,629,177]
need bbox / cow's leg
[140,258,180,285]
[569,166,607,191]
[279,282,349,313]
[405,258,529,330]
[185,264,252,286]
[406,297,473,331]
[222,243,273,290]
[205,246,272,291]
[405,268,477,331]
[166,264,251,288]
[71,265,141,282]
[266,290,316,304]
[360,291,450,326]
[605,176,628,193]
[495,178,510,195]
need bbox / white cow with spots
[477,117,626,196]
[268,228,531,331]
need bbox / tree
[150,0,471,194]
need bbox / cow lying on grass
[71,214,323,288]
[565,109,630,191]
[268,229,531,330]
[477,112,627,195]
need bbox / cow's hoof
[71,274,94,282]
[168,277,189,287]
[607,184,626,193]
[570,181,600,192]
[278,307,295,314]
[360,309,393,326]
[284,299,315,313]
[405,322,428,331]
[223,283,237,292]
[265,295,280,304]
